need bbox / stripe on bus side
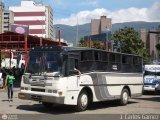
[80,72,143,101]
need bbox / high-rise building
[140,28,148,48]
[140,28,160,60]
[149,29,159,60]
[91,16,112,35]
[9,0,55,40]
[0,2,4,33]
[2,11,14,32]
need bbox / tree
[78,38,87,47]
[111,27,150,63]
[156,44,160,58]
[92,41,105,50]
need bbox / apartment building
[9,0,55,40]
[0,2,4,33]
[2,11,14,32]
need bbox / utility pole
[76,16,79,47]
[57,26,61,46]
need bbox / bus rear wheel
[119,89,129,105]
[76,90,89,112]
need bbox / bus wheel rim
[123,92,128,102]
[81,94,88,107]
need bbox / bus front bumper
[143,86,155,91]
[18,92,65,104]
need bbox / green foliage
[78,37,105,50]
[111,27,150,63]
[156,44,160,59]
[156,44,160,51]
[0,53,5,61]
[78,38,87,47]
[92,41,105,50]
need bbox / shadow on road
[1,99,9,102]
[16,100,138,114]
[17,104,76,114]
[87,100,138,110]
[135,96,160,102]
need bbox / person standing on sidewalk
[1,67,7,89]
[5,70,15,102]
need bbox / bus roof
[30,46,141,57]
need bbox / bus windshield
[26,51,63,75]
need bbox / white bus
[18,46,143,111]
[143,64,160,92]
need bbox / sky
[3,0,160,26]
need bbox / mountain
[54,21,160,45]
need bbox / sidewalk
[0,88,20,92]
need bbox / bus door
[67,53,80,90]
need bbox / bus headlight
[20,87,24,90]
[23,76,30,84]
[25,87,28,90]
[48,89,57,93]
[20,87,28,90]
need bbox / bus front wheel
[119,89,129,105]
[76,90,89,112]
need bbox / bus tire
[76,90,88,112]
[42,102,53,108]
[119,89,129,105]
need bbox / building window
[4,13,9,15]
[4,26,9,28]
[4,17,9,19]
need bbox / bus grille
[31,88,45,92]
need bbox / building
[9,0,55,40]
[2,11,14,32]
[0,2,4,33]
[84,32,113,51]
[140,28,160,60]
[140,28,148,48]
[0,2,14,33]
[91,16,112,35]
[83,16,112,51]
[149,29,160,60]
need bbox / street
[0,88,160,120]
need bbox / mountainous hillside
[54,21,160,45]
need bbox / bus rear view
[143,64,160,92]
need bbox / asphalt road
[0,88,160,120]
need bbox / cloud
[148,2,160,21]
[80,0,100,6]
[54,2,160,26]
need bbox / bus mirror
[69,70,79,75]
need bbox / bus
[143,64,160,92]
[18,46,143,111]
